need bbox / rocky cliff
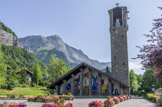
[19,35,111,70]
[0,22,19,46]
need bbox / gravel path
[0,97,160,107]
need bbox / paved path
[115,97,159,107]
[0,97,160,107]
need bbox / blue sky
[0,0,161,74]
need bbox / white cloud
[129,62,142,70]
[129,62,144,75]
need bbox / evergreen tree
[142,68,161,93]
[48,54,70,83]
[18,68,27,84]
[32,64,43,85]
[6,71,18,90]
[106,66,110,73]
[0,63,7,89]
[129,70,139,94]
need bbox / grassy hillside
[34,48,76,68]
[2,45,47,70]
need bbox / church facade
[48,5,130,96]
[47,62,129,96]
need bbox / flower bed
[112,97,120,104]
[0,102,27,107]
[104,99,115,107]
[88,101,103,107]
[123,96,127,101]
[0,95,7,99]
[89,95,131,107]
[41,103,73,107]
[28,95,74,102]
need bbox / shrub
[104,100,115,107]
[113,97,120,104]
[42,103,54,107]
[107,96,111,100]
[0,102,26,107]
[88,101,103,107]
[123,96,127,101]
[146,93,156,102]
[66,103,73,107]
[118,96,124,102]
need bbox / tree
[0,63,7,89]
[18,68,27,84]
[142,67,161,93]
[6,71,18,90]
[48,54,70,83]
[106,66,110,73]
[133,7,162,82]
[129,70,139,94]
[48,54,57,82]
[32,64,43,85]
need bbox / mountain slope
[19,35,111,70]
[2,45,47,70]
[0,21,19,46]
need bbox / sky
[0,0,161,74]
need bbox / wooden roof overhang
[47,62,129,89]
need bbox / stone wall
[0,29,19,46]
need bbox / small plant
[88,101,103,107]
[104,100,115,107]
[42,103,54,107]
[107,96,111,100]
[66,103,73,107]
[113,97,120,104]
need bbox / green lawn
[0,87,51,97]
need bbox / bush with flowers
[123,96,127,101]
[126,95,130,100]
[107,96,111,100]
[113,97,120,104]
[41,102,73,107]
[0,95,7,99]
[88,101,103,107]
[0,102,27,107]
[42,103,54,107]
[118,96,124,102]
[104,99,115,107]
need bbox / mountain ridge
[19,35,111,70]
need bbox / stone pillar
[109,82,111,96]
[89,69,92,96]
[80,68,83,96]
[71,74,75,95]
[55,85,59,95]
[63,80,67,95]
[98,74,102,96]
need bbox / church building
[48,5,130,96]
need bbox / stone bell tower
[108,5,129,88]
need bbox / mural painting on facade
[74,77,80,94]
[101,80,109,94]
[66,83,71,94]
[92,75,99,94]
[83,72,89,96]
